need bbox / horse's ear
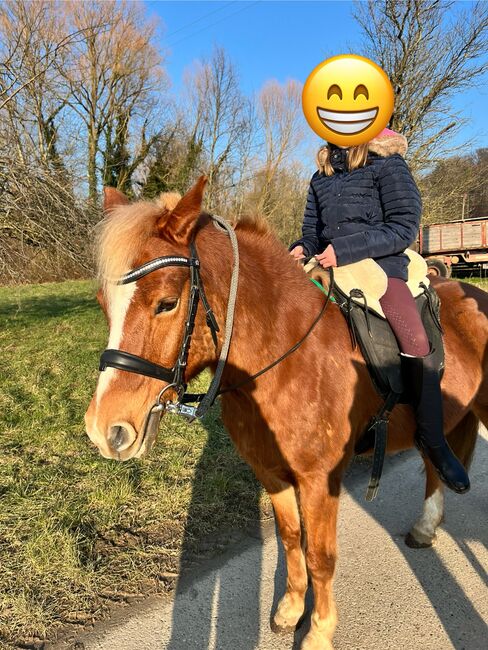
[103,187,130,213]
[160,175,207,243]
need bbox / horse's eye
[155,298,179,314]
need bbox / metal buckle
[165,402,198,421]
[152,382,198,422]
[156,382,183,404]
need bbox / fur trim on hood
[316,128,408,171]
[368,128,408,157]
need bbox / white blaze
[96,282,137,408]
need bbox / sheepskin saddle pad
[304,250,445,402]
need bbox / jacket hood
[317,128,408,171]
[368,128,408,157]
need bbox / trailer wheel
[427,258,450,278]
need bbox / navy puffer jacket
[290,131,421,281]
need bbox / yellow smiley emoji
[302,54,394,146]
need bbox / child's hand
[289,245,305,260]
[315,245,337,268]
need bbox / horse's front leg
[298,475,339,650]
[269,483,308,633]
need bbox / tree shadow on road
[343,433,488,650]
[165,404,264,650]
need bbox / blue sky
[145,0,487,153]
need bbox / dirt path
[66,430,488,650]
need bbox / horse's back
[434,277,488,348]
[433,277,488,416]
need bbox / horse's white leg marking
[410,487,444,546]
[96,283,137,410]
[301,607,337,650]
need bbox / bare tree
[0,1,168,282]
[0,1,84,167]
[253,79,304,214]
[183,47,253,209]
[354,0,488,170]
[0,159,97,282]
[419,148,488,223]
[60,0,164,200]
[0,1,97,283]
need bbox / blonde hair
[316,143,370,176]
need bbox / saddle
[304,250,445,500]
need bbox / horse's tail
[447,411,479,470]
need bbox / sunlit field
[0,280,264,647]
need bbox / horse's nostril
[108,425,131,451]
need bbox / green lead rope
[310,277,336,302]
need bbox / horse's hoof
[270,618,298,635]
[300,631,334,650]
[271,609,305,635]
[271,593,305,634]
[405,531,433,549]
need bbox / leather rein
[99,217,333,435]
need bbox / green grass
[0,280,263,647]
[456,276,488,290]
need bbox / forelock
[95,191,182,287]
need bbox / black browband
[118,256,199,284]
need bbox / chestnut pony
[85,177,487,650]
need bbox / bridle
[99,238,222,422]
[98,216,333,442]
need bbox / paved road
[72,430,487,650]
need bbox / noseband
[98,216,333,440]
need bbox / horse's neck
[198,222,325,378]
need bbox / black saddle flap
[333,282,445,402]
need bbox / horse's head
[85,176,216,460]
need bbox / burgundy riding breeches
[378,277,430,357]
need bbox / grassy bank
[0,281,263,648]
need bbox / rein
[99,217,333,433]
[216,272,333,395]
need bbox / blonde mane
[96,192,181,285]
[96,190,274,286]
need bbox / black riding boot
[400,351,470,494]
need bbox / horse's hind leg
[406,459,444,548]
[406,410,479,548]
[268,483,308,633]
